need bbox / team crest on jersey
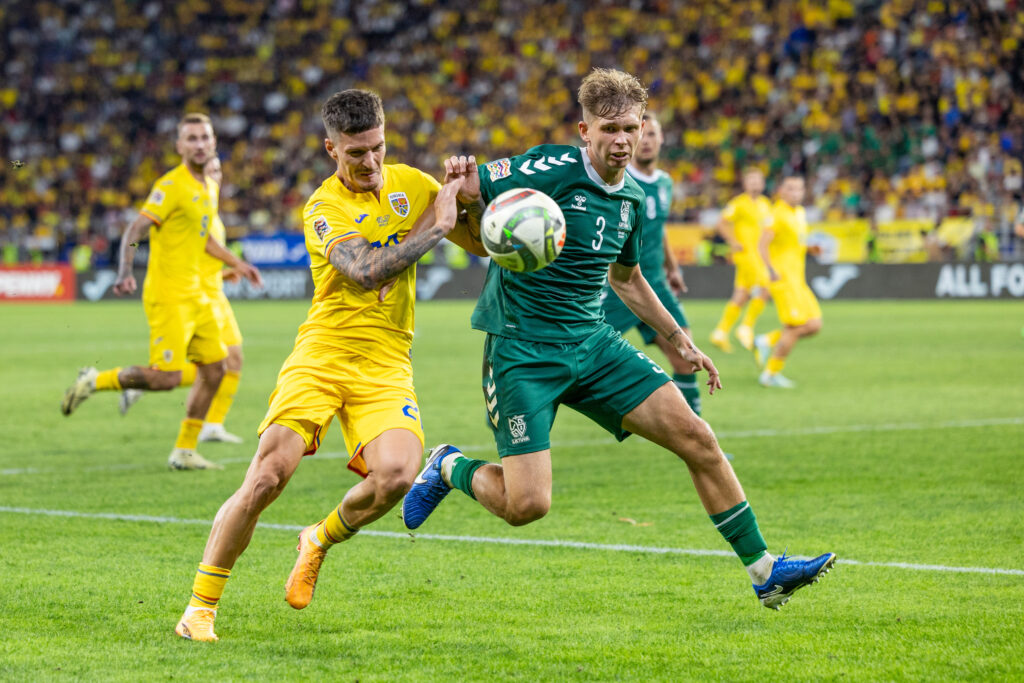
[388,192,410,217]
[313,216,330,242]
[485,158,512,181]
[619,200,631,227]
[149,190,165,205]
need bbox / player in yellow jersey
[174,89,483,642]
[754,175,822,388]
[61,113,262,470]
[710,168,774,353]
[119,156,246,444]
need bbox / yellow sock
[180,363,197,387]
[94,368,122,391]
[312,506,359,548]
[188,563,231,610]
[175,418,204,450]
[715,303,742,334]
[766,357,786,375]
[204,371,239,425]
[741,298,766,329]
[767,329,782,346]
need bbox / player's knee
[150,370,181,391]
[505,495,550,526]
[245,461,289,509]
[226,346,243,372]
[199,360,226,384]
[805,319,822,336]
[374,467,416,503]
[675,419,720,469]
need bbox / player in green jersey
[404,69,835,609]
[600,112,701,415]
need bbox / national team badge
[508,414,527,439]
[486,158,512,181]
[149,189,165,205]
[388,192,410,217]
[313,216,330,242]
[620,200,631,226]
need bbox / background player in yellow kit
[710,168,773,353]
[174,90,482,642]
[61,113,261,470]
[754,175,823,388]
[119,156,247,444]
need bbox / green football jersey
[626,165,674,279]
[473,144,646,342]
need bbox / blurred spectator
[2,0,1024,263]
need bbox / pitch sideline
[0,505,1021,577]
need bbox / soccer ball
[481,188,566,272]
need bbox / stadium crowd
[2,0,1024,264]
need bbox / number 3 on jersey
[592,216,606,251]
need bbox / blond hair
[177,112,213,136]
[578,68,648,121]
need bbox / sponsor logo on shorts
[313,216,330,242]
[508,414,529,445]
[389,192,410,217]
[485,158,512,181]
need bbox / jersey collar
[580,146,626,193]
[626,165,663,184]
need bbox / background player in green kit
[600,112,701,415]
[404,69,836,609]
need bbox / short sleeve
[721,198,738,222]
[478,148,550,204]
[306,204,362,259]
[140,181,176,225]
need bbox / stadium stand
[2,0,1023,264]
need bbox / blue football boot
[753,552,836,609]
[402,444,461,530]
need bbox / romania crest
[388,192,410,217]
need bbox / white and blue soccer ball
[481,187,566,272]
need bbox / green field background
[1,300,1022,681]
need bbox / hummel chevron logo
[518,153,577,175]
[486,395,498,412]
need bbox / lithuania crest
[388,192,410,217]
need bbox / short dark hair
[321,89,385,137]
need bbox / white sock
[307,524,325,548]
[440,454,463,486]
[746,553,775,585]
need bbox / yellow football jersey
[139,164,217,303]
[722,193,774,251]
[199,212,226,298]
[296,164,441,365]
[769,199,809,281]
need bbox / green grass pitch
[1,299,1022,681]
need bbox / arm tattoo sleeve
[328,222,446,290]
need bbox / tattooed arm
[328,178,463,290]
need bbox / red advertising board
[0,265,76,302]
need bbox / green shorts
[482,325,672,456]
[601,278,689,345]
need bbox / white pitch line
[0,506,1021,577]
[3,415,1021,478]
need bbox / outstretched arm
[205,236,263,287]
[608,262,722,393]
[328,178,463,290]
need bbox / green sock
[673,373,701,416]
[448,456,487,500]
[710,501,767,566]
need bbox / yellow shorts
[257,341,424,478]
[144,298,227,371]
[768,279,822,327]
[208,290,243,347]
[733,250,769,291]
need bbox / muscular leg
[201,424,306,568]
[465,450,552,526]
[622,383,742,514]
[336,428,423,527]
[769,319,822,362]
[225,345,243,373]
[186,360,225,420]
[117,366,183,391]
[652,328,702,416]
